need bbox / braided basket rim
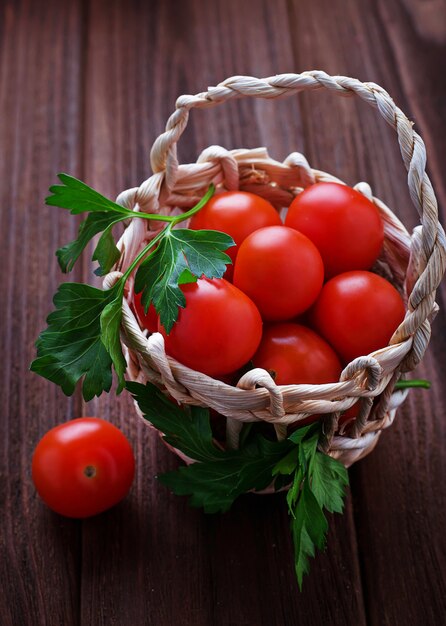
[104,72,446,469]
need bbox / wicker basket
[103,71,446,471]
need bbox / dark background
[1,0,446,624]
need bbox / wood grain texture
[79,1,366,624]
[80,2,215,624]
[1,0,445,624]
[0,0,84,624]
[287,0,446,623]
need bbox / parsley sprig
[274,426,349,588]
[127,381,349,589]
[31,175,235,400]
[31,174,430,588]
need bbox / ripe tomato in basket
[159,277,262,377]
[285,182,384,278]
[311,270,405,363]
[253,323,342,385]
[189,190,281,280]
[133,290,158,333]
[233,225,324,321]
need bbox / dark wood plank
[0,0,85,624]
[78,2,213,624]
[79,1,367,624]
[3,0,444,624]
[355,1,446,623]
[375,0,446,220]
[287,0,446,623]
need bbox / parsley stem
[395,379,431,390]
[125,183,215,225]
[170,184,216,225]
[132,214,175,222]
[119,184,215,284]
[121,226,169,283]
[110,183,217,314]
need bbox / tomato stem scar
[84,465,97,478]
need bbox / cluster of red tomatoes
[33,183,407,520]
[134,182,405,391]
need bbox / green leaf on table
[127,381,349,587]
[127,381,292,513]
[291,479,329,588]
[126,380,220,463]
[311,451,349,514]
[134,228,235,333]
[285,424,349,589]
[160,435,292,513]
[272,446,299,476]
[30,281,125,401]
[286,466,303,514]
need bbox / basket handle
[152,72,429,223]
[150,71,445,362]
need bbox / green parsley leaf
[56,212,126,274]
[46,173,130,216]
[285,425,349,589]
[47,174,133,275]
[30,282,125,401]
[291,479,328,588]
[286,466,304,514]
[134,228,235,333]
[159,436,291,513]
[272,446,299,476]
[33,178,223,399]
[126,380,220,463]
[100,287,127,394]
[311,452,349,514]
[127,381,349,587]
[127,381,291,513]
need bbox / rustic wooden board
[79,1,366,624]
[1,0,445,624]
[0,0,84,624]
[287,0,446,623]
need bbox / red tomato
[32,418,135,518]
[285,182,384,278]
[339,403,359,427]
[233,226,324,321]
[159,278,262,377]
[290,402,358,433]
[189,191,281,281]
[311,270,405,363]
[133,290,158,332]
[253,323,342,385]
[290,405,354,432]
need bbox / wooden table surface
[1,1,446,624]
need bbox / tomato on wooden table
[159,277,262,377]
[189,190,281,281]
[285,182,384,278]
[32,418,135,518]
[253,323,342,385]
[311,270,406,363]
[233,225,324,321]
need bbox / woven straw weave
[103,71,446,470]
